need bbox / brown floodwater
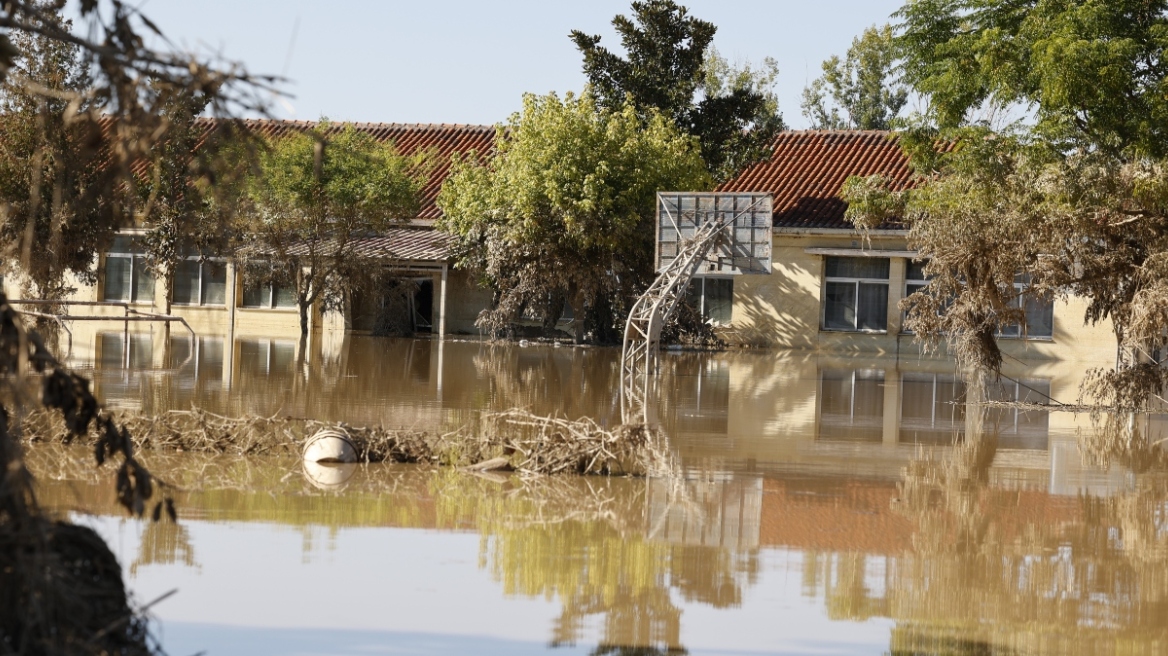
[25,335,1168,655]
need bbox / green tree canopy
[0,5,102,298]
[0,1,277,300]
[896,0,1168,155]
[801,24,908,130]
[237,123,425,335]
[571,0,784,181]
[844,1,1168,411]
[138,90,245,310]
[437,91,711,343]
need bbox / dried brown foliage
[844,131,1168,415]
[1,292,170,653]
[0,2,282,651]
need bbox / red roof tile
[233,119,495,222]
[717,131,918,231]
[343,227,456,262]
[261,226,456,262]
[122,118,495,222]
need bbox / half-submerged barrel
[303,427,357,463]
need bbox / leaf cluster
[571,0,784,181]
[839,1,1168,409]
[801,24,908,130]
[846,128,1168,406]
[896,0,1168,156]
[0,1,279,299]
[1,291,174,654]
[437,91,711,342]
[234,122,427,329]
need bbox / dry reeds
[19,407,673,477]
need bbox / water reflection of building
[30,446,1168,655]
[81,335,1136,495]
[659,354,730,438]
[818,367,1052,450]
[647,477,762,551]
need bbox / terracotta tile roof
[231,119,495,222]
[115,118,495,222]
[717,131,918,231]
[346,227,455,262]
[268,226,456,262]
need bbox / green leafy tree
[0,1,277,301]
[437,91,711,343]
[237,123,425,335]
[801,24,908,130]
[0,5,103,299]
[571,0,784,181]
[138,90,244,311]
[844,1,1168,411]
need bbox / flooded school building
[3,123,1120,377]
[12,122,1159,656]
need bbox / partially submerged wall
[722,230,1117,366]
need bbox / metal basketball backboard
[656,192,773,275]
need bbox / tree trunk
[568,290,585,344]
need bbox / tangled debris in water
[19,407,675,477]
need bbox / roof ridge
[779,128,897,136]
[229,117,496,131]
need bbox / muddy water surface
[26,336,1168,655]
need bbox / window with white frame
[903,262,1052,339]
[238,338,296,375]
[818,368,885,442]
[905,260,930,299]
[241,280,297,309]
[999,275,1054,339]
[686,277,733,324]
[901,260,933,333]
[822,256,889,331]
[103,236,155,303]
[172,258,227,306]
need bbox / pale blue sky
[132,0,906,128]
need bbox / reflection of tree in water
[430,473,758,653]
[888,387,1168,655]
[592,645,687,655]
[809,551,887,621]
[471,344,622,422]
[886,631,1015,656]
[1079,410,1168,474]
[129,520,198,577]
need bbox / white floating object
[518,339,531,347]
[302,461,356,490]
[463,456,512,472]
[303,428,357,463]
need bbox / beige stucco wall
[6,253,489,342]
[722,230,1118,366]
[443,268,493,336]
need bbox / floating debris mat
[19,407,673,477]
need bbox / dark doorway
[414,279,433,332]
[351,276,434,335]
